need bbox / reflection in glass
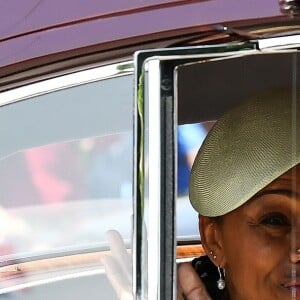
[176,122,214,240]
[0,133,133,260]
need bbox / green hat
[189,88,300,217]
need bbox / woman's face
[210,164,300,300]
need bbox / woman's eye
[260,213,290,227]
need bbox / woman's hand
[101,230,132,300]
[177,263,211,300]
[102,229,211,300]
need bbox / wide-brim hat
[189,88,300,217]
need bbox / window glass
[0,72,133,299]
[0,134,132,255]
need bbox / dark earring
[217,266,225,290]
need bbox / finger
[178,263,211,300]
[101,255,132,299]
[107,230,132,281]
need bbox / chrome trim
[176,257,195,264]
[0,61,133,107]
[132,57,138,299]
[258,34,300,49]
[147,59,162,300]
[174,67,180,299]
[0,244,112,266]
[0,268,106,295]
[143,49,257,62]
[143,49,300,65]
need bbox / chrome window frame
[0,61,133,106]
[134,46,258,300]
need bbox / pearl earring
[217,266,225,290]
[209,250,217,260]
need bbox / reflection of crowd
[0,133,133,208]
[0,143,83,207]
[0,124,209,208]
[25,144,82,203]
[85,133,132,199]
[178,123,210,195]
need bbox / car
[0,1,299,299]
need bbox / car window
[135,47,300,299]
[0,66,133,299]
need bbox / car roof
[1,0,282,69]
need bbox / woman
[179,88,300,300]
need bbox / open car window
[0,64,133,299]
[135,40,300,299]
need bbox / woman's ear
[198,214,226,268]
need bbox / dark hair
[192,255,230,300]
